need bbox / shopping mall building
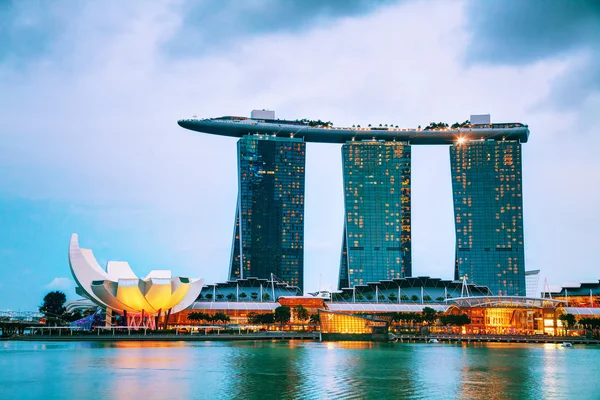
[167,278,600,337]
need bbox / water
[1,340,599,399]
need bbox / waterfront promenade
[4,331,599,345]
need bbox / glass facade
[319,310,387,334]
[229,135,306,290]
[339,141,411,289]
[450,140,525,296]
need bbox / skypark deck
[177,117,529,144]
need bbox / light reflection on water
[1,341,599,399]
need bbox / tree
[213,312,230,324]
[226,293,235,301]
[436,296,445,302]
[440,313,471,328]
[356,294,364,301]
[262,292,271,301]
[39,291,67,324]
[239,292,248,300]
[309,314,320,324]
[274,306,291,330]
[188,312,208,324]
[247,312,259,324]
[411,295,419,303]
[559,313,577,335]
[377,295,385,302]
[260,313,275,324]
[205,293,213,300]
[400,294,409,302]
[216,294,224,300]
[366,294,374,301]
[388,293,398,303]
[423,295,432,302]
[251,292,258,300]
[294,305,309,328]
[421,307,438,324]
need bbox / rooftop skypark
[178,111,529,145]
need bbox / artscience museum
[68,234,203,329]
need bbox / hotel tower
[229,135,306,290]
[338,141,412,289]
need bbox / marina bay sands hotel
[178,111,529,296]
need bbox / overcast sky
[1,0,599,310]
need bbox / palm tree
[411,295,419,303]
[262,292,271,301]
[226,293,235,301]
[239,292,248,300]
[294,305,309,329]
[421,307,438,325]
[274,306,291,331]
[216,294,224,300]
[559,313,577,336]
[251,292,258,300]
[187,312,199,325]
[388,293,398,303]
[309,313,320,324]
[423,295,432,302]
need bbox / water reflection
[1,341,599,400]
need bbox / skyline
[1,0,599,310]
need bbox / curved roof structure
[449,296,564,309]
[178,117,529,144]
[326,303,450,313]
[562,307,600,316]
[69,234,203,315]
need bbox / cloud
[0,0,598,306]
[45,277,74,291]
[164,0,399,56]
[464,0,600,108]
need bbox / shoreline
[3,333,600,345]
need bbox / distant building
[525,270,540,297]
[450,140,526,295]
[198,277,302,302]
[338,141,411,289]
[544,280,600,308]
[229,135,306,290]
[336,276,491,302]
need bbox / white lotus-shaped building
[69,234,203,327]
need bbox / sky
[1,0,599,310]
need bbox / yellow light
[457,137,466,144]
